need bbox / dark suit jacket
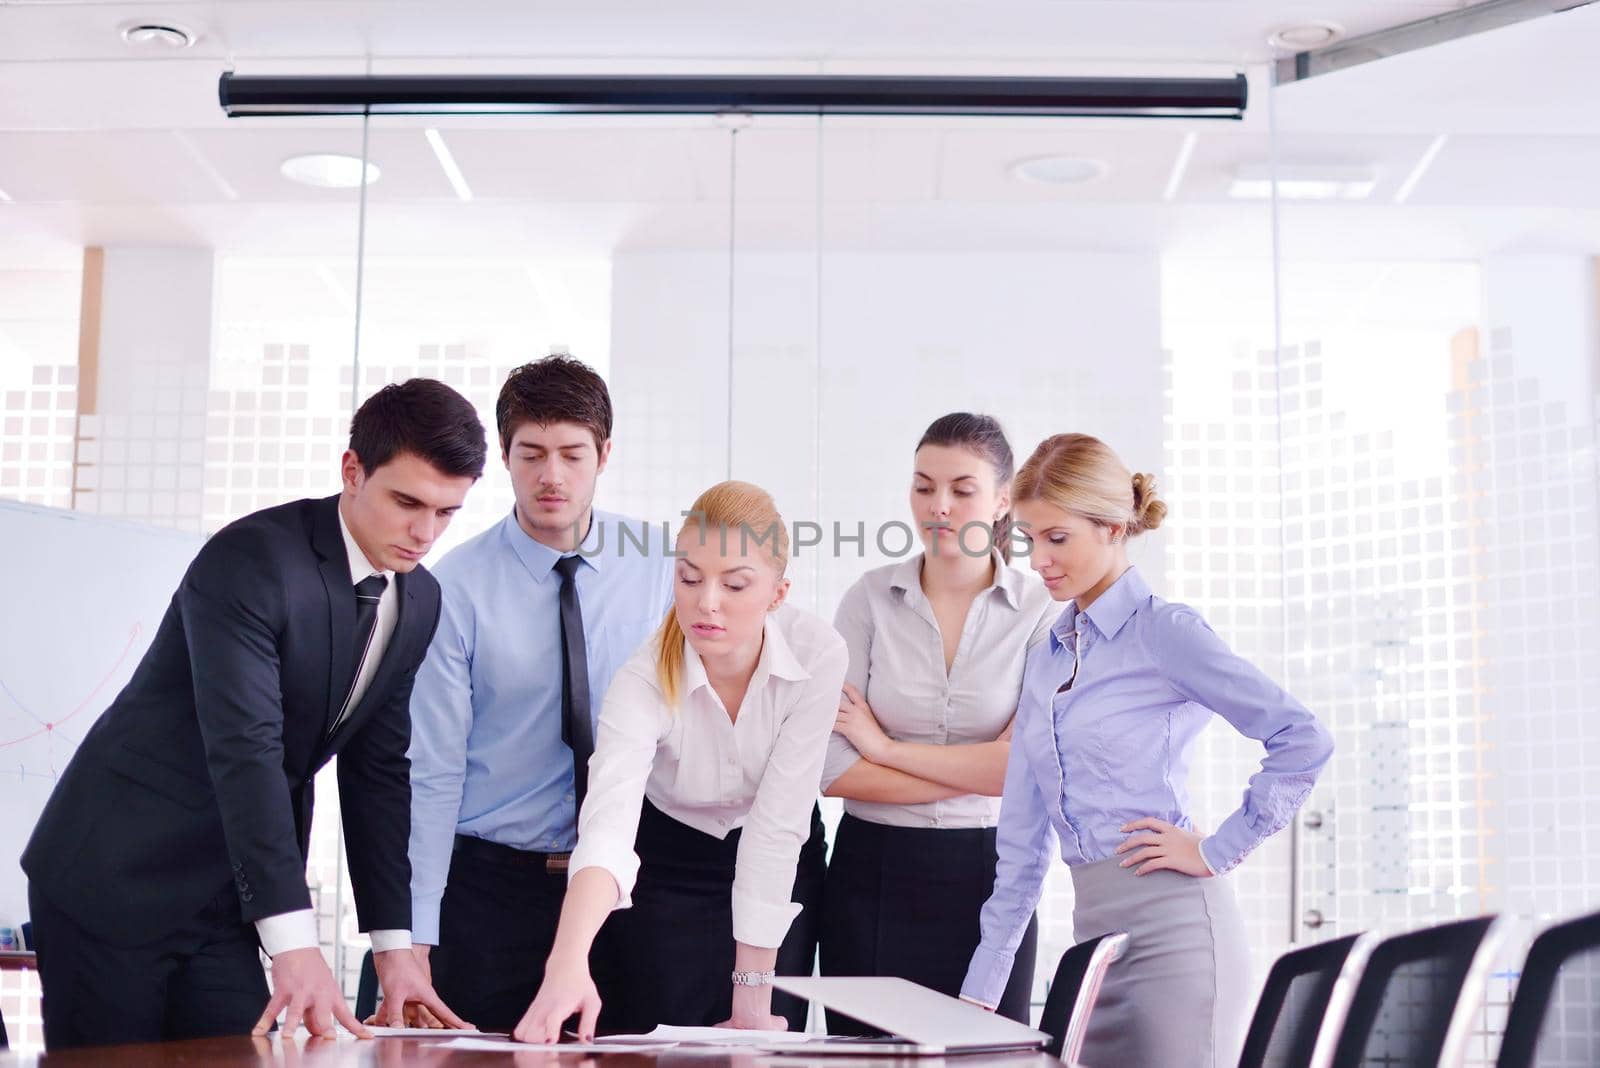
[22,494,442,947]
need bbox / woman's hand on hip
[1115,817,1214,878]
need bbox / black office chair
[1326,915,1507,1068]
[1236,932,1376,1068]
[1495,909,1600,1068]
[1037,931,1128,1064]
[355,948,380,1021]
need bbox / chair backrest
[1037,931,1129,1064]
[1329,915,1507,1068]
[354,948,379,1021]
[1495,909,1600,1068]
[1237,932,1378,1068]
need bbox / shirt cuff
[411,893,444,946]
[960,943,1016,1008]
[1198,836,1222,876]
[568,841,641,911]
[731,887,802,949]
[369,930,412,953]
[255,909,320,957]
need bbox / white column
[74,246,214,531]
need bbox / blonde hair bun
[1014,433,1170,539]
[1129,472,1168,535]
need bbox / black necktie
[334,573,389,733]
[553,555,593,816]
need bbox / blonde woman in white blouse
[819,413,1054,1031]
[512,480,848,1043]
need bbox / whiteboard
[0,500,204,932]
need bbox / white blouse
[568,603,848,948]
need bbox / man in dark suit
[22,378,486,1049]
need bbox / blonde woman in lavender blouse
[960,433,1335,1068]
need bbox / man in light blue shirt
[405,356,673,1031]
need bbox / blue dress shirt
[407,509,674,944]
[961,565,1334,1006]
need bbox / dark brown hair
[917,412,1017,561]
[495,355,613,455]
[349,378,487,479]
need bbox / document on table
[367,1025,501,1038]
[441,1036,677,1053]
[277,1024,500,1040]
[622,1025,815,1046]
[438,1024,818,1053]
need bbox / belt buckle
[545,853,571,874]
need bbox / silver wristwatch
[731,969,776,987]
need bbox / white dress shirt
[821,552,1055,828]
[255,502,410,958]
[568,603,848,949]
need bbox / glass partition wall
[343,94,1288,1004]
[1271,9,1600,1063]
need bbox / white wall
[607,248,1170,618]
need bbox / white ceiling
[0,1,1468,68]
[0,0,1597,265]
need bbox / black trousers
[592,800,827,1034]
[819,814,1038,1034]
[430,835,574,1033]
[28,881,269,1050]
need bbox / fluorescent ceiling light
[280,153,380,189]
[424,129,474,202]
[1393,134,1448,204]
[1010,155,1108,186]
[1163,132,1198,202]
[1229,162,1377,201]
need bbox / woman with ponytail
[512,481,847,1043]
[817,413,1054,1028]
[960,434,1334,1068]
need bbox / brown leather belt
[452,834,571,875]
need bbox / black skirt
[819,813,1038,1033]
[591,798,826,1034]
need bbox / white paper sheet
[441,1037,678,1053]
[367,1025,501,1038]
[277,1023,498,1040]
[610,1025,815,1046]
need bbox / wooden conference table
[0,1035,1062,1068]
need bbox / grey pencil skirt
[1070,855,1253,1068]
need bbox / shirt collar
[889,550,1025,611]
[1050,564,1151,648]
[503,507,608,582]
[336,500,391,587]
[682,610,811,702]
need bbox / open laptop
[769,977,1050,1056]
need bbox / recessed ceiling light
[280,153,380,190]
[1269,22,1344,51]
[120,23,195,49]
[1229,162,1377,201]
[1010,155,1108,186]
